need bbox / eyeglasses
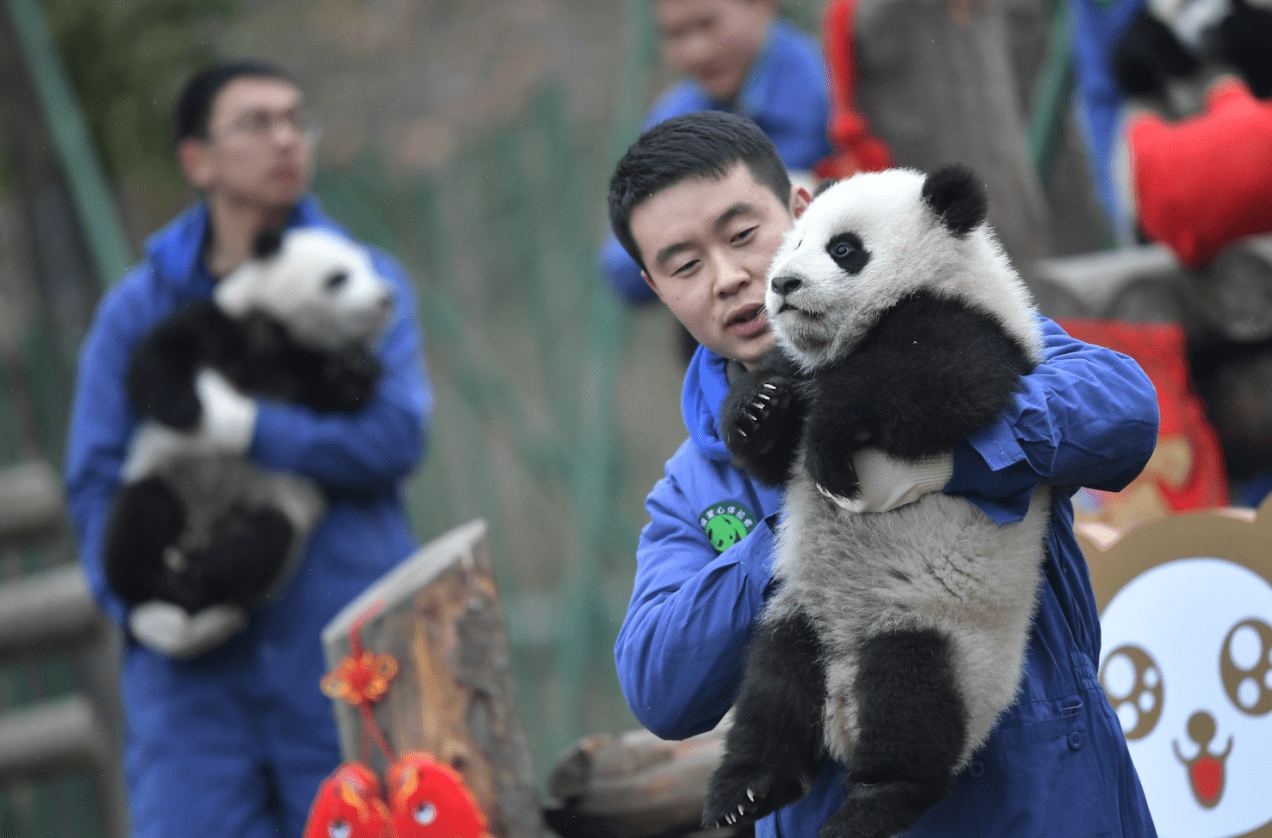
[209,109,322,144]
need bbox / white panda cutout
[1083,499,1272,838]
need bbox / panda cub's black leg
[821,628,966,838]
[103,478,187,606]
[703,607,827,829]
[195,507,294,608]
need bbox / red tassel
[814,0,893,180]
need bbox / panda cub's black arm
[802,291,1034,498]
[127,302,247,430]
[720,347,807,488]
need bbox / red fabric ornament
[387,752,490,838]
[1129,78,1272,268]
[303,762,393,838]
[813,0,893,181]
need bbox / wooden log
[0,460,64,544]
[321,519,543,838]
[0,563,104,662]
[543,723,749,838]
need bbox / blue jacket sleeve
[249,252,433,493]
[945,316,1160,522]
[63,268,153,625]
[615,469,775,740]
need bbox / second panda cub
[704,165,1051,838]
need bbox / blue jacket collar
[682,345,734,463]
[142,194,338,290]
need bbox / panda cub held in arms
[104,227,393,658]
[704,165,1051,838]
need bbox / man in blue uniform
[608,111,1160,836]
[64,61,433,837]
[599,0,832,307]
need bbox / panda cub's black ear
[252,227,284,258]
[921,164,988,238]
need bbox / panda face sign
[1100,557,1272,837]
[764,167,1038,371]
[215,228,393,351]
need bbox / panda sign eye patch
[826,232,869,275]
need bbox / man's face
[631,162,808,368]
[655,0,774,102]
[180,77,314,212]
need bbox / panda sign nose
[772,275,802,296]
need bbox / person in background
[599,0,832,344]
[608,110,1159,837]
[64,60,433,837]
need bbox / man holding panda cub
[609,111,1160,836]
[64,62,433,837]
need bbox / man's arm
[945,315,1160,520]
[248,252,434,493]
[64,271,152,625]
[615,467,776,740]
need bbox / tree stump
[321,519,543,838]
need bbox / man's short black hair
[173,60,298,148]
[607,111,792,273]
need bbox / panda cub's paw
[720,374,804,487]
[703,761,805,829]
[805,444,862,502]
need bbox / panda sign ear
[921,164,988,238]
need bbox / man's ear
[790,184,812,220]
[642,269,664,301]
[177,137,214,191]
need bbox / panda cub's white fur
[705,166,1052,838]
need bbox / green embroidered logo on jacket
[700,501,758,554]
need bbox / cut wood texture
[321,519,542,838]
[544,721,750,838]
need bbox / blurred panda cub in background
[705,165,1051,838]
[105,227,393,659]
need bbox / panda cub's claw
[703,763,804,830]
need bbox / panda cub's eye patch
[826,232,870,275]
[324,271,349,291]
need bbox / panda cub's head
[214,227,393,351]
[766,164,1040,372]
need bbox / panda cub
[104,227,393,657]
[704,165,1051,838]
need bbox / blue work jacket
[600,19,833,304]
[615,317,1161,837]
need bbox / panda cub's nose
[771,276,802,296]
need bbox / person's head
[608,111,809,367]
[655,0,776,102]
[174,60,315,215]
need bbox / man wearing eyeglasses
[64,61,434,837]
